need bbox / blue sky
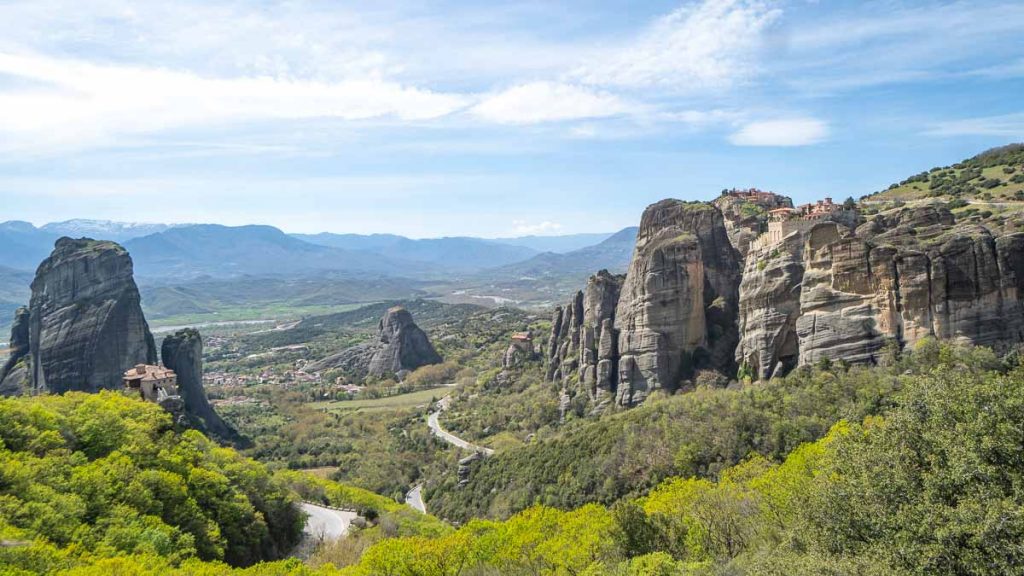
[1,0,1022,237]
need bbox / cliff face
[1,238,157,395]
[736,207,1024,379]
[550,199,1024,408]
[548,201,742,408]
[161,329,244,446]
[0,307,31,394]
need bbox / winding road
[300,502,358,541]
[401,395,495,513]
[427,409,494,455]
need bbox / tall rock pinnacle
[367,306,443,378]
[161,328,244,446]
[3,237,158,394]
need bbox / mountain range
[0,220,623,278]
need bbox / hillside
[0,391,447,575]
[0,221,58,271]
[139,275,429,322]
[864,143,1024,231]
[346,346,1024,575]
[430,226,638,309]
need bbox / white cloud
[729,118,829,147]
[512,220,564,235]
[471,82,633,124]
[924,113,1024,137]
[0,52,471,152]
[574,0,782,90]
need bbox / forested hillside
[0,392,445,575]
[342,341,1024,575]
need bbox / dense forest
[0,392,445,575]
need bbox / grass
[311,385,453,413]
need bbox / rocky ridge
[548,196,1024,408]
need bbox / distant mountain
[0,265,32,334]
[292,233,408,252]
[41,219,181,242]
[0,221,59,271]
[490,226,638,279]
[488,232,616,253]
[124,224,430,279]
[429,227,639,309]
[293,233,539,271]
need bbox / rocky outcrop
[1,238,157,395]
[0,307,31,395]
[547,201,742,407]
[736,207,1024,379]
[552,199,1024,408]
[367,307,443,378]
[614,201,742,406]
[713,191,793,258]
[161,329,244,446]
[545,271,624,408]
[313,307,442,379]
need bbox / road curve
[427,404,494,456]
[301,502,358,541]
[405,484,426,513]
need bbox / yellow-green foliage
[275,470,449,539]
[0,392,303,571]
[340,350,1024,576]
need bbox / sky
[1,0,1023,238]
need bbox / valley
[4,145,1024,575]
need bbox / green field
[311,385,453,413]
[145,303,368,330]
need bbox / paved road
[300,502,358,541]
[405,484,426,513]
[427,400,494,456]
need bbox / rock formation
[713,190,793,258]
[549,197,1024,408]
[502,332,535,370]
[0,307,31,395]
[161,328,244,446]
[0,238,157,395]
[311,306,442,379]
[547,201,742,407]
[736,207,1024,380]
